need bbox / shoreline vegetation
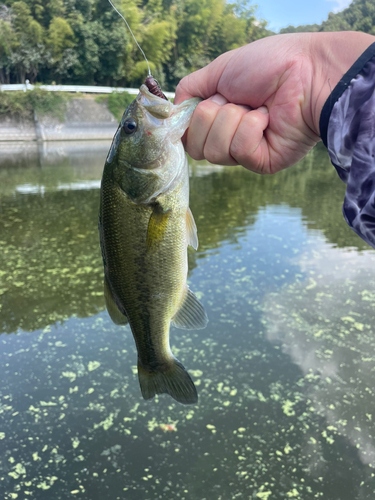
[0,87,70,120]
[0,0,373,92]
[0,88,135,142]
[0,86,134,122]
[0,87,137,142]
[0,0,271,91]
[0,0,373,137]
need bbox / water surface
[1,141,375,500]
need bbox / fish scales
[101,167,187,362]
[99,84,207,404]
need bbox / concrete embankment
[0,96,118,142]
[0,139,112,169]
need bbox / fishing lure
[144,76,168,100]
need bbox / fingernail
[258,106,268,114]
[209,93,228,106]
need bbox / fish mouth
[139,84,167,102]
[138,85,173,119]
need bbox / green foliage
[0,88,69,119]
[0,14,15,84]
[96,91,134,121]
[0,90,31,117]
[3,0,373,90]
[0,0,270,89]
[46,17,74,59]
[25,86,68,119]
[282,0,375,35]
[320,0,375,34]
[279,24,320,34]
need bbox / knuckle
[229,135,244,161]
[186,143,204,161]
[203,136,227,164]
[191,151,205,161]
[194,100,218,123]
[203,144,222,164]
[243,112,259,128]
[219,103,240,118]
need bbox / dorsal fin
[172,287,208,330]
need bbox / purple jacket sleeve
[320,42,375,249]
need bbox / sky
[255,0,352,32]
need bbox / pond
[1,140,375,500]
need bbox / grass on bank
[0,87,69,121]
[0,87,136,122]
[95,91,134,122]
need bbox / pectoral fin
[186,207,198,250]
[104,277,128,325]
[147,206,171,251]
[172,287,208,330]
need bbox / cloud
[327,0,352,14]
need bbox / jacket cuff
[319,41,375,147]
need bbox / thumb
[174,52,232,104]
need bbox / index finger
[174,51,233,104]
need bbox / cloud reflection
[263,237,375,468]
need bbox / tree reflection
[0,143,369,334]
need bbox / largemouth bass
[99,83,207,405]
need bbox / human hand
[175,32,375,174]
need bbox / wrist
[308,31,375,137]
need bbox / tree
[46,17,74,59]
[0,6,15,83]
[283,0,375,36]
[279,23,320,34]
[9,1,45,82]
[0,0,271,86]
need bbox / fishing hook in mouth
[144,76,168,101]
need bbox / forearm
[308,31,375,136]
[312,34,375,249]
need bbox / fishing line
[107,0,151,77]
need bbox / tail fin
[137,358,198,405]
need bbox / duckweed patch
[2,147,375,499]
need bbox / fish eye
[123,117,137,134]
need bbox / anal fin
[172,287,208,330]
[104,277,128,325]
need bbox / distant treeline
[0,0,271,89]
[0,0,373,90]
[280,0,375,35]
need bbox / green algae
[1,145,375,499]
